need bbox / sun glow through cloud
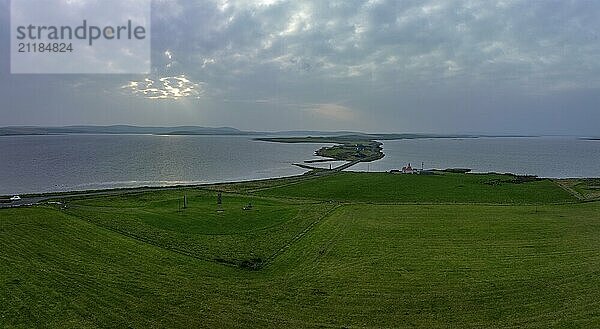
[122,75,203,100]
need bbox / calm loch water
[0,135,598,195]
[353,137,600,178]
[0,135,320,195]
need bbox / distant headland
[0,125,537,139]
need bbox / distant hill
[0,125,538,139]
[0,125,260,136]
[0,125,374,137]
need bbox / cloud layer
[152,1,600,93]
[2,0,600,134]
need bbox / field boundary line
[242,171,342,193]
[552,180,586,201]
[64,206,245,268]
[225,195,584,206]
[65,202,341,271]
[262,203,342,267]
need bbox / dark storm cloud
[1,0,600,134]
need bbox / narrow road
[333,160,361,171]
[293,159,362,172]
[1,158,368,209]
[0,186,189,209]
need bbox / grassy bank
[1,172,598,328]
[255,172,575,204]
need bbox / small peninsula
[257,135,386,165]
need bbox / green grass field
[254,172,574,204]
[2,172,599,328]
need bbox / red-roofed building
[402,163,416,174]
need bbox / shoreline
[0,172,321,208]
[0,173,314,199]
[2,136,598,199]
[2,170,599,208]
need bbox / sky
[1,0,600,135]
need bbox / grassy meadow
[255,172,574,204]
[2,172,599,328]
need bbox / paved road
[0,187,189,209]
[0,196,51,208]
[293,159,362,172]
[333,160,362,171]
[0,159,368,209]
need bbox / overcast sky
[1,0,600,135]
